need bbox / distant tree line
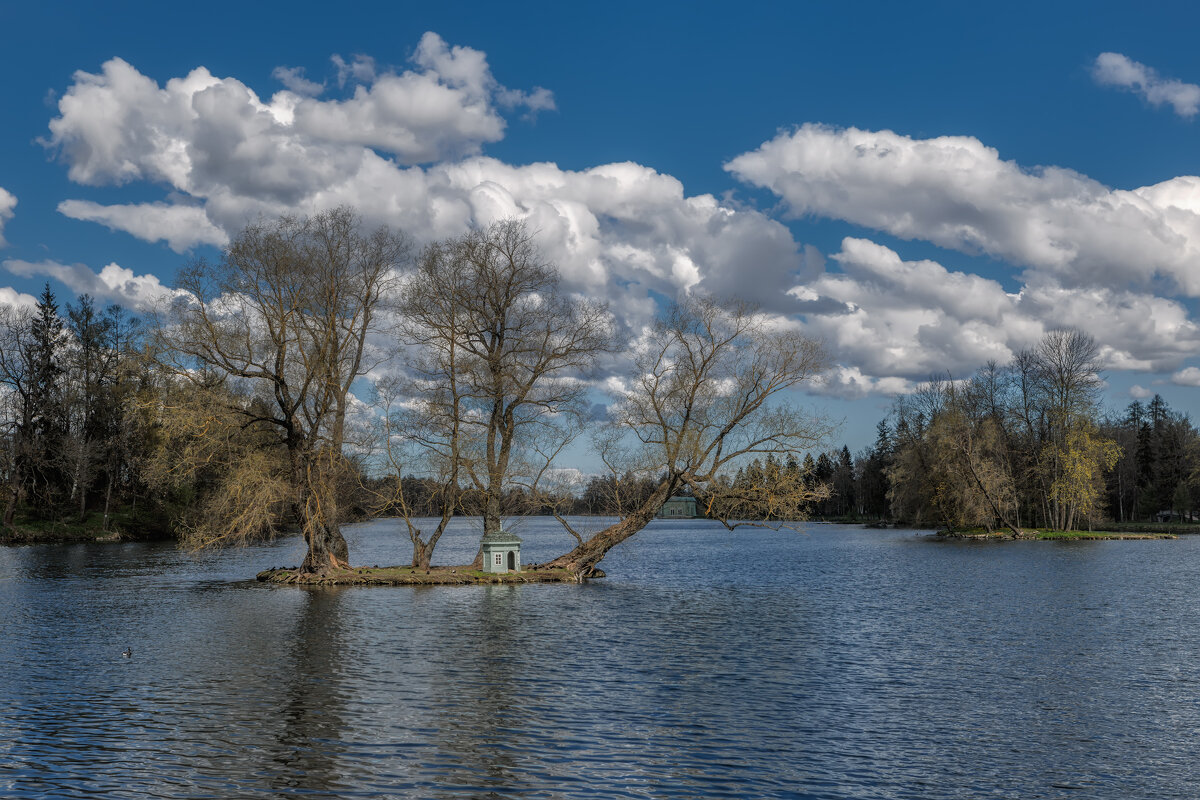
[788,331,1200,532]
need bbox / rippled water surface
[3,519,1200,798]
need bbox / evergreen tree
[24,284,67,514]
[833,446,855,516]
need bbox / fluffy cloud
[1171,367,1200,387]
[46,33,552,193]
[787,237,1200,393]
[332,54,377,88]
[726,124,1200,296]
[808,366,915,400]
[57,199,228,252]
[43,49,807,325]
[271,66,323,97]
[39,41,1200,403]
[3,259,176,310]
[425,159,809,312]
[1093,52,1200,117]
[0,286,36,310]
[0,187,14,246]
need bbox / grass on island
[1030,529,1174,540]
[938,527,1175,540]
[257,563,593,586]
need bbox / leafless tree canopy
[159,206,411,574]
[387,219,611,565]
[546,296,831,575]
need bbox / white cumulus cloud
[3,258,177,310]
[1129,384,1154,399]
[1171,367,1200,387]
[271,65,323,97]
[1093,52,1200,118]
[785,238,1200,391]
[39,43,1200,402]
[58,199,228,252]
[0,187,15,246]
[46,34,553,192]
[726,124,1200,296]
[0,287,36,310]
[43,51,807,329]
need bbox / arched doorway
[507,550,516,571]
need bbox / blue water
[2,518,1199,798]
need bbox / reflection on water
[2,518,1200,798]
[269,588,351,796]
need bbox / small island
[257,563,603,586]
[936,529,1176,541]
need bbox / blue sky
[2,1,1200,457]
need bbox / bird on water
[122,648,132,658]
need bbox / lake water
[2,518,1199,799]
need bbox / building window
[494,553,503,566]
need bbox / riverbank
[938,529,1176,540]
[257,563,603,585]
[0,509,174,545]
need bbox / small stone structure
[481,530,522,573]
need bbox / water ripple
[2,520,1200,798]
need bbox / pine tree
[25,284,67,514]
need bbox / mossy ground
[257,563,597,586]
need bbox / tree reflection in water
[267,587,351,796]
[424,585,530,797]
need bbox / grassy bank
[0,508,173,545]
[257,564,601,586]
[938,528,1175,541]
[1102,522,1200,535]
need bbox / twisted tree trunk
[294,450,348,576]
[545,481,674,578]
[300,517,349,575]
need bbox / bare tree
[158,206,411,575]
[369,373,463,570]
[0,305,35,528]
[394,220,611,565]
[544,297,831,577]
[1036,329,1104,432]
[1033,329,1110,530]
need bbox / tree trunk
[293,448,349,576]
[4,455,22,528]
[412,537,432,570]
[483,488,502,535]
[960,451,1021,536]
[102,474,113,531]
[545,480,674,578]
[77,463,87,524]
[300,517,349,575]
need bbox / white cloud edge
[0,187,15,247]
[1093,52,1200,118]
